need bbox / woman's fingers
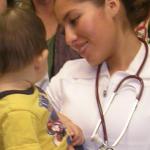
[58,113,85,146]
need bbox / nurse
[47,0,150,149]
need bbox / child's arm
[2,110,70,150]
[2,111,41,150]
[58,113,85,146]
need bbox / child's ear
[105,0,120,17]
[34,49,48,71]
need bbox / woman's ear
[34,49,49,71]
[105,0,120,17]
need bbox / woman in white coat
[47,0,150,149]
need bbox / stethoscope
[135,19,149,41]
[91,39,149,150]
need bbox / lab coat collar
[61,59,98,79]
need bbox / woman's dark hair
[7,0,15,7]
[0,7,47,74]
[55,0,150,28]
[121,0,150,28]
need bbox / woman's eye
[69,16,80,26]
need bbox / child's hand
[58,113,85,146]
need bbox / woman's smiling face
[54,0,118,66]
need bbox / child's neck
[0,72,34,92]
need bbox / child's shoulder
[0,87,46,114]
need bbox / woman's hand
[67,145,75,150]
[58,113,85,146]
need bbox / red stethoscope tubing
[95,38,148,144]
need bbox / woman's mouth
[77,42,89,57]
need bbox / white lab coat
[46,43,150,150]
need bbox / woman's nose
[65,26,78,48]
